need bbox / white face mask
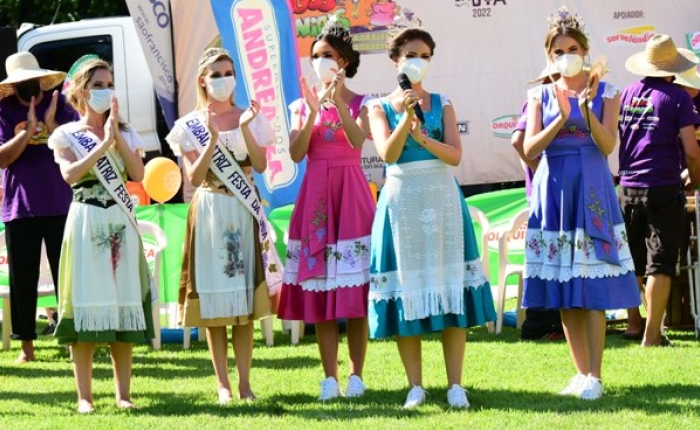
[553,54,584,78]
[398,58,430,84]
[88,89,114,114]
[206,76,236,102]
[312,57,338,84]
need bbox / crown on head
[199,47,231,66]
[547,6,585,33]
[319,15,352,43]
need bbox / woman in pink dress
[277,21,375,401]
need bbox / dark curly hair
[388,28,436,60]
[311,23,361,78]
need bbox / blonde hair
[195,47,236,110]
[543,25,589,58]
[65,58,127,130]
[66,58,112,115]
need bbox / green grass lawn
[1,319,699,430]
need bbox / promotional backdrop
[132,0,700,197]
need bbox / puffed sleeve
[365,97,384,111]
[250,113,275,147]
[527,84,544,102]
[360,94,374,109]
[165,120,195,157]
[121,126,145,157]
[47,124,71,150]
[601,82,620,100]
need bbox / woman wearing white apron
[50,58,153,414]
[166,48,278,404]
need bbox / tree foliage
[0,0,129,29]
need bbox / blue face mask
[88,89,114,113]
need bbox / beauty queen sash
[62,122,157,301]
[175,111,283,295]
[63,123,137,226]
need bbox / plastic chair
[495,208,529,334]
[136,220,167,350]
[468,205,495,333]
[0,231,56,350]
[686,190,700,338]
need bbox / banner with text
[210,0,304,213]
[126,0,178,128]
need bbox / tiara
[199,47,231,66]
[388,7,423,39]
[547,6,585,33]
[319,15,352,43]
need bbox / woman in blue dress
[367,28,496,410]
[522,7,641,400]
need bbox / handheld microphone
[397,73,425,124]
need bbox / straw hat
[0,52,66,100]
[527,64,560,84]
[625,34,699,77]
[674,66,700,90]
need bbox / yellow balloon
[143,157,182,203]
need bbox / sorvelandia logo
[491,114,520,138]
[606,25,655,44]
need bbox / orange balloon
[143,157,181,203]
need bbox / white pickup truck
[17,16,165,156]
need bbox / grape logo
[606,26,655,45]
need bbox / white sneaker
[559,374,587,396]
[446,384,470,409]
[345,375,366,398]
[403,385,427,409]
[318,376,341,401]
[578,376,604,400]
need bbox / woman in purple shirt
[0,52,76,363]
[617,35,700,347]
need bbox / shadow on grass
[4,383,697,419]
[0,351,320,383]
[474,383,700,415]
[132,387,439,419]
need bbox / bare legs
[206,323,256,402]
[624,276,646,335]
[642,274,671,346]
[71,341,135,413]
[72,342,95,413]
[110,342,135,408]
[16,340,35,364]
[316,321,339,381]
[560,309,606,378]
[397,327,467,387]
[346,317,368,379]
[316,317,368,381]
[232,324,255,399]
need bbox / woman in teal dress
[367,28,496,409]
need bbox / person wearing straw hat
[0,51,77,363]
[674,66,700,102]
[618,34,700,348]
